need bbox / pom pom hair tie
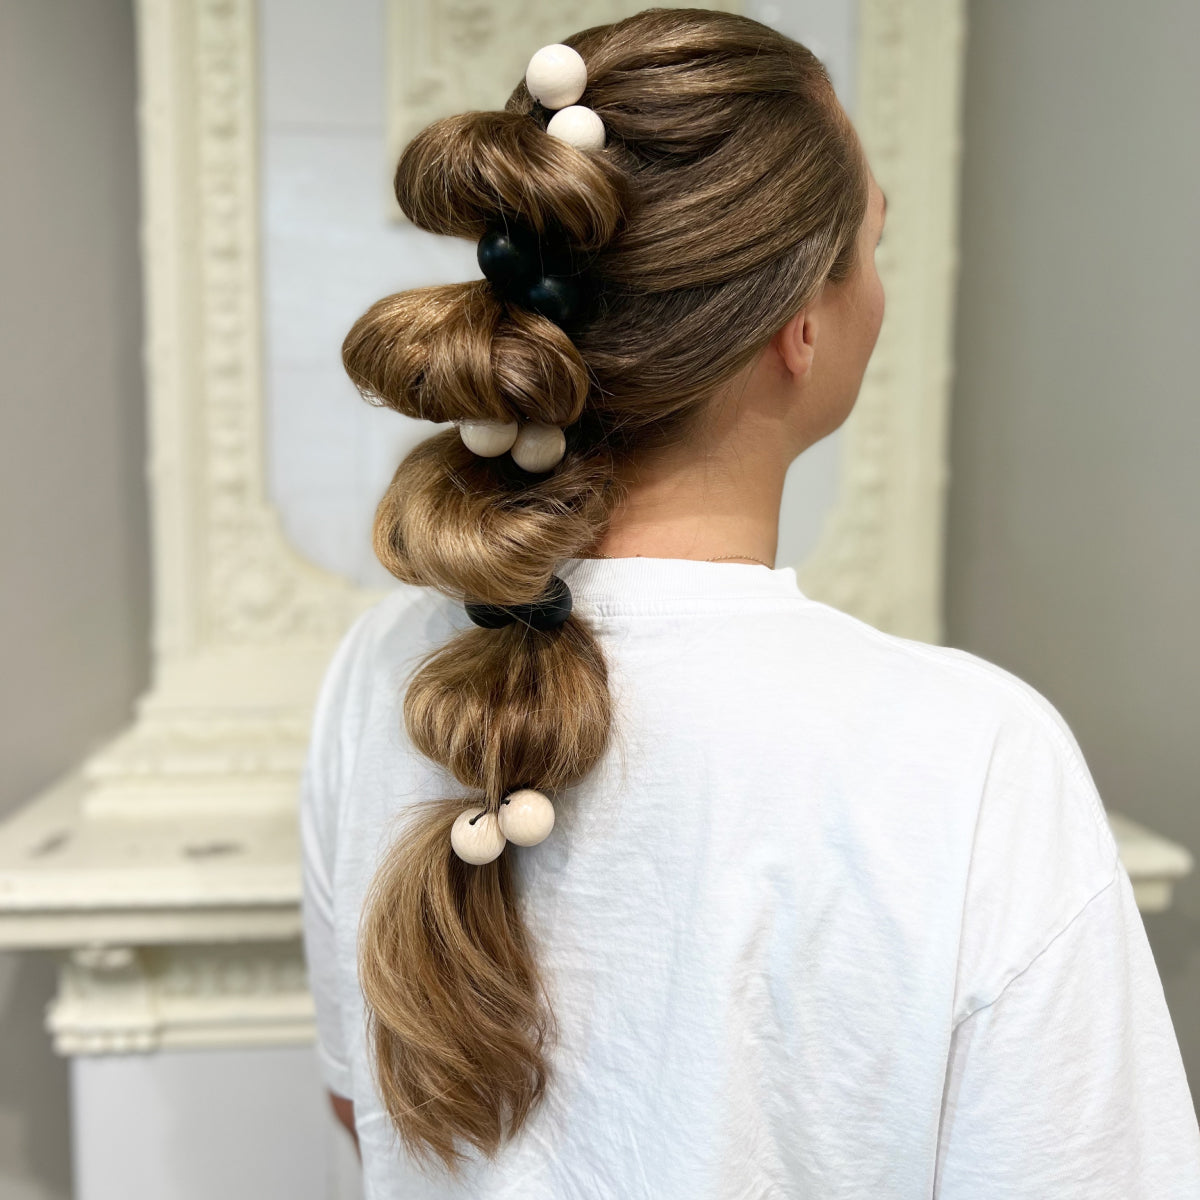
[451,788,557,866]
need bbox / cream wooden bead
[511,421,566,472]
[458,419,518,457]
[498,788,556,847]
[450,807,507,865]
[525,44,587,110]
[547,105,606,151]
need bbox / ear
[774,307,818,380]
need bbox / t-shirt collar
[556,555,805,615]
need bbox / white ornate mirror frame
[0,0,1190,1061]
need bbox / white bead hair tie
[525,43,607,150]
[457,418,567,472]
[450,788,557,865]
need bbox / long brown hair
[343,7,868,1178]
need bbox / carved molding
[120,0,963,823]
[48,940,313,1055]
[185,0,377,652]
[83,0,381,817]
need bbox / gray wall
[0,1,147,1196]
[948,0,1199,1104]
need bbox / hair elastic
[464,573,572,631]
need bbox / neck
[585,442,786,569]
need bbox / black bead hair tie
[477,223,597,331]
[464,574,572,632]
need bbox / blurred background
[1,0,1197,1196]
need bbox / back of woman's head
[343,7,868,1178]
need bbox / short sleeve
[935,859,1200,1198]
[952,691,1125,1024]
[298,606,379,1099]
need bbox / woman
[299,9,1200,1197]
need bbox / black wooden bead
[524,275,582,325]
[477,228,538,289]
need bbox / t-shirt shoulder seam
[952,856,1123,1030]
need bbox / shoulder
[786,605,1121,1021]
[787,598,1116,863]
[793,596,1094,773]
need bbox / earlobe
[776,308,816,380]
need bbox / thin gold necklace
[591,552,774,569]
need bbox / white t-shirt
[299,555,1200,1199]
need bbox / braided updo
[344,7,868,1178]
